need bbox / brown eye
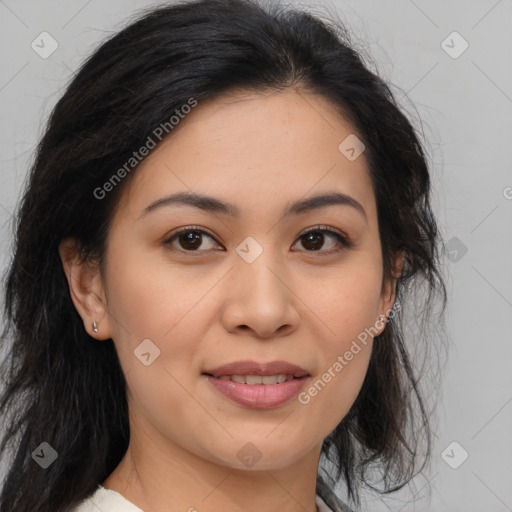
[176,230,204,250]
[301,231,325,251]
[163,225,351,256]
[294,227,351,254]
[164,227,220,252]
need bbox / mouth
[202,373,308,385]
[202,359,310,379]
[202,373,311,409]
[201,360,311,409]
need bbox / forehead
[116,87,375,221]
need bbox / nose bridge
[233,234,287,302]
[219,234,299,336]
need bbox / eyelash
[163,224,352,256]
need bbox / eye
[163,225,352,255]
[163,226,222,253]
[292,225,352,254]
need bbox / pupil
[305,232,323,251]
[181,230,201,249]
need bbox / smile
[203,374,310,409]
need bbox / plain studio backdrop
[0,1,511,511]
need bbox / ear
[58,238,112,340]
[376,250,404,332]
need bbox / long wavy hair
[0,0,447,510]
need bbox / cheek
[105,242,214,339]
[103,243,218,391]
[103,251,207,429]
[297,304,375,442]
[298,254,381,426]
[313,253,383,341]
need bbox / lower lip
[204,375,310,409]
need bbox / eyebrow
[140,191,367,222]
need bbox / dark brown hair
[0,0,446,510]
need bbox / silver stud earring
[378,314,386,323]
[92,321,98,334]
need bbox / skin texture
[59,88,400,512]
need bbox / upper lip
[203,360,310,378]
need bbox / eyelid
[300,224,350,241]
[164,224,217,240]
[163,225,222,247]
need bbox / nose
[220,244,300,339]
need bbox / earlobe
[58,238,111,340]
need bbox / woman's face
[92,88,397,470]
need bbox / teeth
[215,374,296,385]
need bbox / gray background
[1,0,511,511]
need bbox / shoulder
[73,478,354,512]
[72,485,144,512]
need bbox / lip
[204,374,310,409]
[202,359,311,409]
[202,359,309,378]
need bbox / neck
[102,412,322,512]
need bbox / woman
[0,0,447,511]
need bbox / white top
[74,484,335,512]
